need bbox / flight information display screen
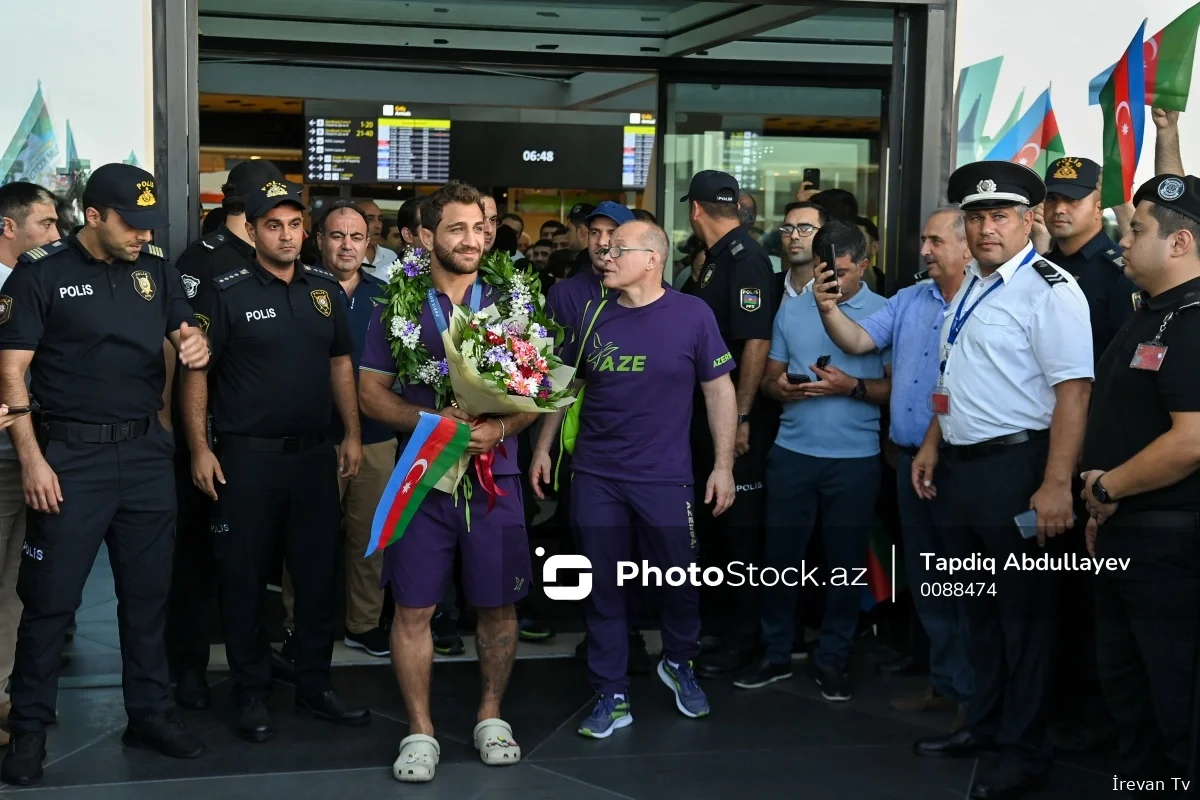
[304,115,451,184]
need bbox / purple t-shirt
[546,269,604,364]
[360,282,519,475]
[571,290,735,484]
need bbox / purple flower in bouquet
[436,359,449,376]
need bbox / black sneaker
[518,617,556,642]
[628,630,652,675]
[732,658,793,689]
[1,731,47,786]
[811,662,852,702]
[431,612,464,656]
[344,626,390,657]
[122,710,205,758]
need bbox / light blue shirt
[770,284,891,459]
[858,279,951,448]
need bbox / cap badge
[264,181,288,198]
[977,179,997,194]
[136,180,156,207]
[311,289,332,317]
[132,270,156,301]
[1158,177,1186,202]
[1052,158,1082,180]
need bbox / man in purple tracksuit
[531,220,738,738]
[358,181,537,783]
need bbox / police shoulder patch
[739,287,762,312]
[303,264,338,282]
[0,294,12,325]
[199,231,227,251]
[213,267,253,291]
[142,243,168,260]
[1032,260,1068,287]
[17,240,67,265]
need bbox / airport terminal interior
[8,0,1118,797]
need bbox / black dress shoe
[970,769,1048,799]
[913,729,995,759]
[296,690,370,727]
[123,711,205,759]
[879,654,928,677]
[696,648,752,678]
[1,731,46,786]
[237,699,274,743]
[175,670,211,710]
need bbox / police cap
[1133,174,1200,226]
[947,160,1045,211]
[224,159,284,199]
[83,163,168,230]
[568,203,596,225]
[1044,157,1101,200]
[680,170,739,204]
[245,178,306,220]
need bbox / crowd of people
[0,105,1197,800]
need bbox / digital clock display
[450,122,625,189]
[522,150,555,162]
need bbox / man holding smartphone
[738,220,891,700]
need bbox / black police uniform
[564,203,595,279]
[681,171,777,663]
[164,226,256,686]
[1080,174,1200,784]
[187,180,359,716]
[1043,157,1139,362]
[0,164,203,762]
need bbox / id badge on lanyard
[1131,309,1177,371]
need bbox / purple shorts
[381,475,532,609]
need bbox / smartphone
[821,244,841,296]
[816,355,831,370]
[786,373,811,385]
[1014,509,1077,539]
[803,168,821,190]
[1,406,31,416]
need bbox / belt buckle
[118,422,130,441]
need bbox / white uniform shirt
[936,241,1093,446]
[366,245,398,273]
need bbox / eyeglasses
[779,224,820,237]
[597,246,654,259]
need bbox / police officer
[1079,174,1200,791]
[0,163,210,785]
[909,162,1094,800]
[182,178,369,742]
[680,170,777,677]
[165,159,284,710]
[1042,156,1139,361]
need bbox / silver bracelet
[497,418,506,442]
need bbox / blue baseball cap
[586,201,635,226]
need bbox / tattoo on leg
[475,630,517,701]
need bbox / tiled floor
[7,549,1118,799]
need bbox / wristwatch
[738,413,751,425]
[850,378,867,401]
[1091,476,1112,504]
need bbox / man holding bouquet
[531,219,739,738]
[358,181,539,783]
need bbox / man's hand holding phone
[774,371,811,403]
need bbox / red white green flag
[1099,21,1148,209]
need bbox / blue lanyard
[940,249,1035,374]
[427,277,484,334]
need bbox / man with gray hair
[807,206,975,726]
[530,219,738,739]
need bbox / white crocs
[473,718,521,766]
[393,733,440,782]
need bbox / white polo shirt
[936,240,1093,446]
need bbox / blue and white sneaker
[577,694,632,739]
[658,659,710,718]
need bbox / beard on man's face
[433,239,481,275]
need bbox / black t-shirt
[682,227,776,387]
[194,259,353,438]
[0,236,195,423]
[1081,276,1200,516]
[170,227,256,444]
[1045,231,1138,364]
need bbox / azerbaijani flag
[861,523,905,611]
[1088,3,1200,110]
[364,411,471,556]
[1099,21,1148,209]
[983,88,1065,176]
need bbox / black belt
[40,416,155,444]
[214,431,327,454]
[896,445,921,458]
[942,428,1049,461]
